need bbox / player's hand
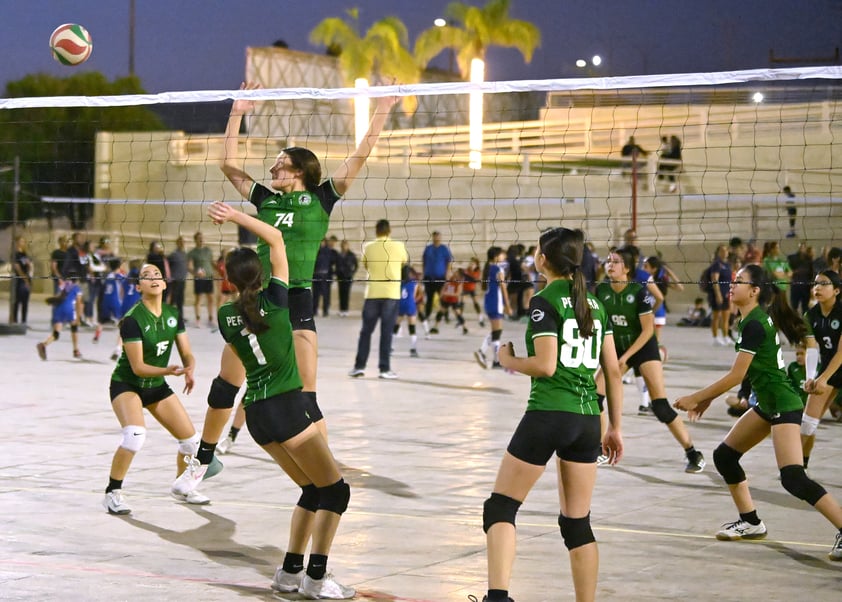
[182,366,195,394]
[498,341,515,366]
[232,82,260,115]
[165,364,184,376]
[602,427,623,465]
[207,201,235,225]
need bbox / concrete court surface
[1,297,842,601]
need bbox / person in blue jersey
[204,201,354,599]
[474,228,623,602]
[393,264,421,357]
[474,246,512,369]
[104,263,206,515]
[675,264,842,561]
[37,271,84,360]
[800,270,842,468]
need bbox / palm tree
[310,8,419,112]
[414,0,541,80]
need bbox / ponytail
[539,228,594,338]
[743,264,805,344]
[235,286,269,335]
[225,247,270,336]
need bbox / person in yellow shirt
[348,219,408,379]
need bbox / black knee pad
[52,330,60,341]
[207,376,240,409]
[297,484,320,512]
[482,492,521,533]
[318,479,350,515]
[780,464,827,506]
[596,394,605,413]
[558,512,595,550]
[70,324,78,333]
[651,398,677,424]
[408,324,416,335]
[491,329,502,342]
[713,443,745,485]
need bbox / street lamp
[433,17,456,74]
[575,55,603,76]
[1,156,24,334]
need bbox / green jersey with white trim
[250,181,341,288]
[736,305,803,414]
[595,281,653,352]
[112,301,184,388]
[525,279,611,415]
[217,278,302,406]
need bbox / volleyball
[49,23,93,66]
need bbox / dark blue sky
[1,0,840,93]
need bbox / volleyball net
[1,60,841,295]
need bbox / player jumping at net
[595,247,706,473]
[473,228,623,602]
[674,264,842,560]
[103,263,208,515]
[207,200,355,597]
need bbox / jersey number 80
[559,320,603,370]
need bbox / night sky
[1,0,840,93]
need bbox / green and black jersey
[595,281,654,352]
[250,181,341,288]
[525,279,611,415]
[217,278,302,406]
[112,301,184,388]
[736,305,803,414]
[803,301,842,371]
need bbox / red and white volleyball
[49,24,93,66]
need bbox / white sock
[636,376,651,406]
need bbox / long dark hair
[225,248,269,335]
[612,246,636,282]
[282,146,322,191]
[741,264,805,344]
[540,228,594,338]
[482,246,503,292]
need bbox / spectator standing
[422,231,453,326]
[146,241,171,283]
[788,242,814,314]
[348,219,408,379]
[49,235,69,294]
[167,235,188,322]
[312,236,338,318]
[709,244,732,346]
[187,231,216,328]
[620,135,647,177]
[335,239,358,317]
[12,235,33,326]
[762,241,791,291]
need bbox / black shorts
[440,299,462,310]
[110,380,175,407]
[194,278,214,295]
[289,287,317,333]
[507,410,601,465]
[245,389,314,445]
[826,367,842,390]
[708,293,730,311]
[617,337,661,370]
[752,406,802,426]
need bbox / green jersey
[736,305,803,414]
[217,278,302,406]
[786,360,808,404]
[112,301,184,388]
[595,281,654,352]
[525,279,611,415]
[250,181,341,288]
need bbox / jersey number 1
[241,328,268,365]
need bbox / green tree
[414,0,541,79]
[0,72,163,228]
[310,8,420,111]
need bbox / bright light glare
[354,78,370,147]
[434,18,446,27]
[469,58,485,170]
[752,92,764,103]
[592,55,602,66]
[575,59,587,68]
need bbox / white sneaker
[271,567,303,593]
[300,573,355,599]
[715,519,767,541]
[596,454,610,466]
[216,435,236,455]
[103,490,131,515]
[379,371,398,379]
[718,336,732,347]
[171,489,211,505]
[348,368,365,378]
[474,349,489,369]
[171,456,208,495]
[830,531,842,561]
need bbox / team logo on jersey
[167,317,177,328]
[626,294,635,303]
[831,319,840,330]
[299,193,312,206]
[531,308,545,322]
[259,308,266,317]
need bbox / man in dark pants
[349,220,408,379]
[421,231,453,333]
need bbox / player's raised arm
[208,201,287,283]
[331,93,398,196]
[220,82,260,199]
